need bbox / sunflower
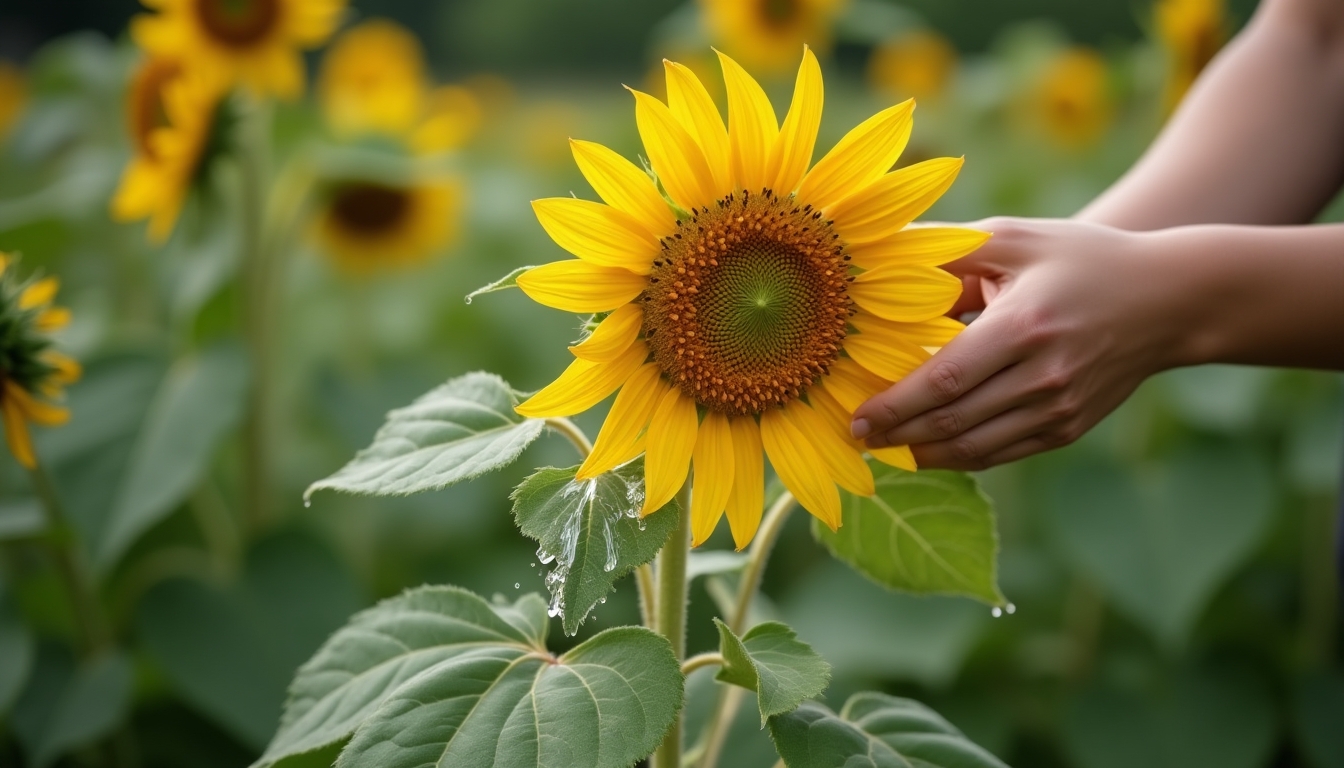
[111,55,222,243]
[1029,47,1113,149]
[1155,0,1226,112]
[0,254,80,469]
[411,85,484,154]
[131,0,345,99]
[868,30,957,102]
[0,61,27,140]
[313,175,462,271]
[514,49,984,548]
[319,18,427,139]
[699,0,847,74]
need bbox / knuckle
[926,360,965,404]
[1035,366,1071,394]
[1041,424,1082,448]
[1012,306,1058,348]
[951,438,981,462]
[928,408,962,438]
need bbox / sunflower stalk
[238,97,276,534]
[651,479,692,768]
[29,462,111,656]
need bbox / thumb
[940,217,1030,278]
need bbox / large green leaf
[769,692,1009,768]
[815,462,1005,606]
[1044,446,1274,648]
[305,372,545,500]
[1293,670,1344,768]
[0,583,34,714]
[255,585,683,768]
[510,460,677,635]
[10,648,133,768]
[96,343,248,570]
[714,619,830,726]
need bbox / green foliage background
[0,0,1340,766]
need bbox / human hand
[850,217,1194,470]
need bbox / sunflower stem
[28,462,111,656]
[544,417,593,457]
[651,479,691,768]
[697,491,795,768]
[680,652,725,676]
[238,97,274,535]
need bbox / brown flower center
[642,190,852,416]
[194,0,281,48]
[330,182,411,236]
[758,0,801,28]
[128,58,182,159]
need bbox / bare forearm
[1080,0,1344,229]
[1156,223,1344,369]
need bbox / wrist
[1127,228,1227,370]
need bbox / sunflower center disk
[331,182,411,235]
[642,191,852,416]
[195,0,281,47]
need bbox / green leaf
[714,619,830,726]
[815,462,1005,606]
[1044,446,1274,648]
[464,266,532,304]
[0,583,35,714]
[510,459,678,636]
[255,585,683,768]
[1293,670,1344,768]
[687,550,748,582]
[0,499,44,541]
[769,692,1009,768]
[11,649,133,768]
[306,372,545,501]
[97,343,249,570]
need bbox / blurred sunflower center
[642,191,851,416]
[194,0,281,48]
[758,0,801,28]
[128,58,181,159]
[329,182,411,235]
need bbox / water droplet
[464,296,473,305]
[514,583,520,589]
[303,499,311,508]
[1006,603,1017,615]
[599,597,606,604]
[530,562,536,568]
[991,607,1003,618]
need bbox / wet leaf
[714,619,830,725]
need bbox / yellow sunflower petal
[515,341,647,418]
[42,351,82,387]
[577,362,663,480]
[726,415,764,550]
[664,60,731,196]
[716,50,778,193]
[784,400,873,496]
[848,226,991,271]
[517,260,647,314]
[532,198,659,274]
[871,444,918,471]
[798,99,914,211]
[760,407,841,531]
[19,277,58,310]
[569,304,644,363]
[846,317,932,382]
[570,139,676,236]
[766,46,823,195]
[828,157,964,245]
[824,357,893,413]
[7,384,68,427]
[642,386,699,516]
[852,311,962,355]
[628,87,717,211]
[35,306,71,333]
[850,265,963,323]
[1,395,35,469]
[810,382,916,470]
[690,411,735,546]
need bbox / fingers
[850,310,1021,441]
[865,362,1034,449]
[940,217,1036,277]
[909,407,1083,471]
[946,275,985,318]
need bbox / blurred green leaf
[464,266,532,304]
[510,459,677,636]
[687,550,748,582]
[769,692,1009,768]
[815,464,1005,605]
[137,532,362,750]
[682,668,780,768]
[0,499,44,540]
[305,372,545,501]
[1293,671,1344,768]
[257,585,683,768]
[0,584,35,715]
[97,343,248,571]
[11,647,133,768]
[714,619,830,726]
[1061,664,1275,768]
[1044,446,1274,648]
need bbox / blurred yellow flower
[699,0,847,74]
[515,49,982,548]
[319,18,427,139]
[411,85,484,154]
[1030,47,1113,149]
[0,61,27,140]
[868,30,957,101]
[0,254,80,469]
[313,176,463,271]
[1156,0,1227,112]
[132,0,345,99]
[111,56,222,243]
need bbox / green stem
[239,98,274,535]
[29,463,110,655]
[545,417,593,456]
[680,652,725,676]
[652,480,692,768]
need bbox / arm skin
[851,0,1344,471]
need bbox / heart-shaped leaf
[815,463,1005,606]
[255,585,683,768]
[511,460,677,636]
[305,372,545,500]
[714,619,830,726]
[769,692,1009,768]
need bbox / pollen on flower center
[642,190,852,416]
[330,182,411,235]
[195,0,281,47]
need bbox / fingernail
[850,418,871,439]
